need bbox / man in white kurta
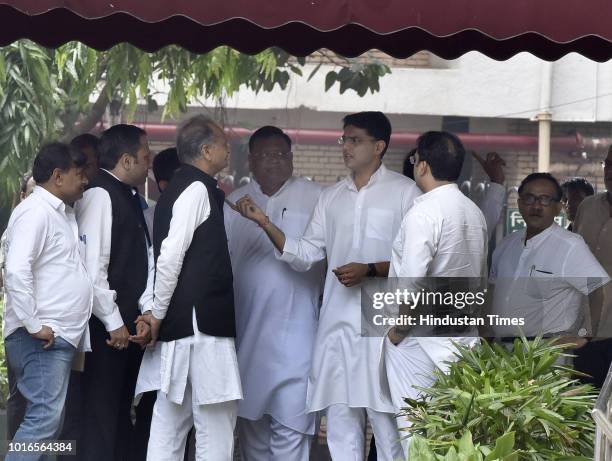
[233,112,420,461]
[384,132,487,457]
[137,116,242,461]
[225,126,324,460]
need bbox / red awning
[1,0,611,61]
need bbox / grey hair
[176,115,217,163]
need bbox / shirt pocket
[526,269,557,299]
[365,208,396,242]
[279,210,310,237]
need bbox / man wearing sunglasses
[488,172,609,344]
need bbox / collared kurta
[225,176,324,435]
[279,164,420,413]
[388,183,486,364]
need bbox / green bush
[401,338,596,460]
[410,430,518,461]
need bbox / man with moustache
[489,173,609,342]
[73,124,154,461]
[138,115,242,461]
[3,143,91,460]
[224,126,324,461]
[573,148,612,386]
[234,111,420,461]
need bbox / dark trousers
[574,338,612,388]
[69,317,151,461]
[5,353,27,440]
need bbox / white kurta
[279,164,421,413]
[135,181,242,405]
[385,184,488,456]
[225,177,324,435]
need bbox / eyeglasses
[519,193,559,207]
[251,150,292,159]
[337,135,376,146]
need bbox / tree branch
[61,82,111,142]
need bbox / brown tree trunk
[60,83,110,142]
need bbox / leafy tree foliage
[0,41,390,205]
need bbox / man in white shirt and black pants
[139,115,242,461]
[71,124,154,461]
[4,143,91,460]
[384,131,488,456]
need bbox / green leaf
[307,62,323,82]
[324,71,337,91]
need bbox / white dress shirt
[278,163,421,413]
[388,183,486,365]
[4,186,93,348]
[136,181,242,405]
[225,177,324,434]
[75,170,154,332]
[490,223,610,336]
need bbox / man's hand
[31,325,55,349]
[332,263,368,287]
[472,151,506,185]
[234,195,268,226]
[106,325,129,350]
[147,315,163,348]
[552,336,589,349]
[129,319,152,349]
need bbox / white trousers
[326,404,404,461]
[384,337,448,457]
[146,381,238,461]
[237,415,312,461]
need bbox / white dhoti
[237,415,312,461]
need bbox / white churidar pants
[237,415,312,461]
[326,404,404,461]
[146,380,238,461]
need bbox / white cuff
[98,308,125,332]
[152,305,166,320]
[277,236,298,263]
[23,317,43,335]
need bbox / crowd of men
[1,110,611,461]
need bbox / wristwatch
[367,263,377,277]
